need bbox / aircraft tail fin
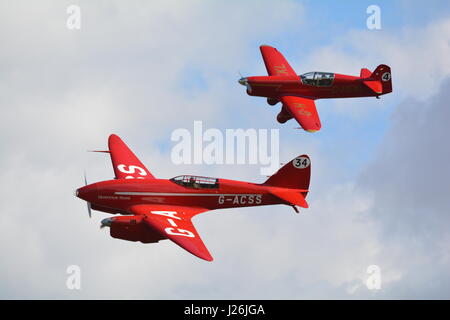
[263,154,311,197]
[369,64,392,94]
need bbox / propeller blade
[87,202,92,218]
[84,171,92,218]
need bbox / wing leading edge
[280,96,322,132]
[130,204,213,261]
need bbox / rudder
[264,155,311,194]
[370,64,392,94]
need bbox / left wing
[280,96,322,132]
[130,204,213,261]
[108,134,155,179]
[260,45,297,76]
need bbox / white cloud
[352,78,450,298]
[1,0,449,299]
[296,18,450,119]
[0,0,308,299]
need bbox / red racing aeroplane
[239,45,393,132]
[76,134,312,261]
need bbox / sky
[0,0,450,299]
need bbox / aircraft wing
[108,134,155,179]
[260,45,296,76]
[130,204,213,261]
[280,96,322,132]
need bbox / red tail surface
[360,68,372,78]
[370,64,392,94]
[264,155,311,209]
[264,155,311,193]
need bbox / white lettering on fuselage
[218,195,262,205]
[114,192,263,206]
[98,195,130,200]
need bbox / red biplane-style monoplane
[76,134,312,261]
[239,45,393,132]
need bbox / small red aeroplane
[76,134,312,261]
[239,45,393,132]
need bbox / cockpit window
[301,72,315,85]
[170,175,219,189]
[300,72,334,87]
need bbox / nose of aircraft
[75,185,94,201]
[238,77,247,86]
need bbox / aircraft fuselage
[76,178,283,215]
[243,74,384,100]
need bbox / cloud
[295,17,450,121]
[0,0,308,299]
[1,0,449,300]
[353,77,450,298]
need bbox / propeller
[237,71,252,93]
[84,171,92,218]
[100,217,113,229]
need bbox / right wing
[260,45,297,76]
[280,96,322,132]
[130,204,213,261]
[108,134,155,179]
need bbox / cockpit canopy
[170,175,219,189]
[300,72,335,87]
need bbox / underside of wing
[108,134,155,179]
[260,45,297,76]
[130,204,213,261]
[280,96,322,132]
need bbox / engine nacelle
[267,98,279,106]
[101,216,165,244]
[277,105,293,124]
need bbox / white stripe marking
[114,192,261,197]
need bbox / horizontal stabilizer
[360,68,372,78]
[363,80,382,94]
[270,189,309,208]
